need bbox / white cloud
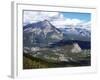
[24,11,90,29]
[82,21,91,26]
[50,14,84,28]
[66,19,83,25]
[23,11,59,24]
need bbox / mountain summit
[23,20,63,47]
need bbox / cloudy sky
[23,10,91,28]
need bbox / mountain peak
[44,19,49,22]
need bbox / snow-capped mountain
[23,20,63,47]
[23,20,91,48]
[59,26,90,41]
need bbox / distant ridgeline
[49,40,90,49]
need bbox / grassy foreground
[23,53,90,69]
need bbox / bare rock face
[71,43,82,53]
[23,20,63,47]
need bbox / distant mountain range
[23,20,90,48]
[59,27,90,41]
